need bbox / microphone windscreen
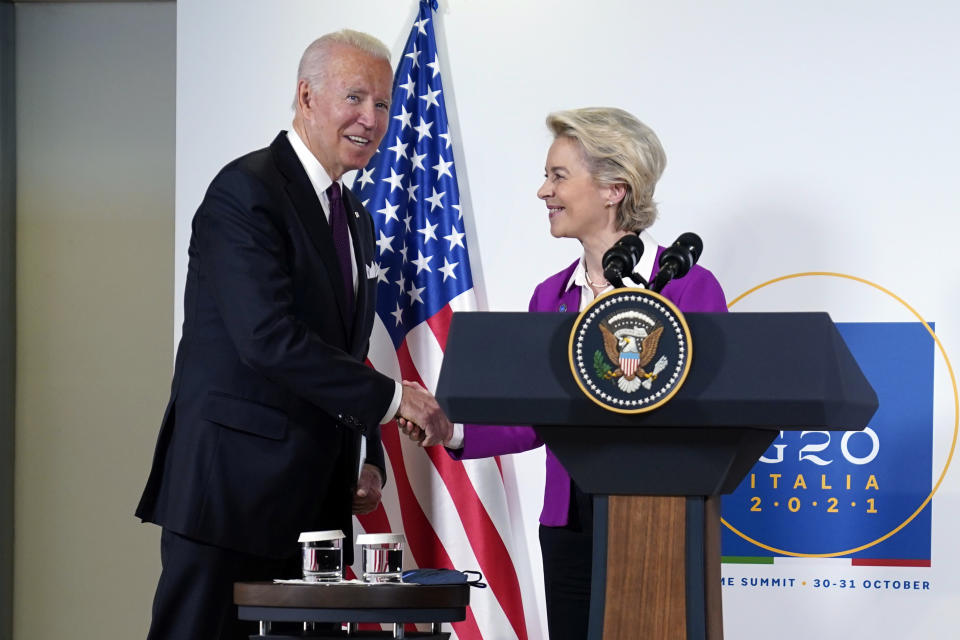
[675,232,703,264]
[602,234,644,272]
[620,233,644,261]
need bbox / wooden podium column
[599,495,723,640]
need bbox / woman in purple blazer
[405,107,727,639]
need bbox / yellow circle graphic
[721,272,959,558]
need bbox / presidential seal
[568,288,692,413]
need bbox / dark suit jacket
[136,132,395,559]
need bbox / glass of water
[356,533,405,583]
[298,530,344,582]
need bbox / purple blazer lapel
[535,259,581,313]
[555,286,580,314]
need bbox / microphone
[602,233,645,288]
[650,232,703,293]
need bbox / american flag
[351,2,533,638]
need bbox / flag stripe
[460,458,514,551]
[379,412,484,640]
[395,340,529,640]
[426,448,529,640]
[356,502,392,536]
[426,303,454,350]
[367,334,496,639]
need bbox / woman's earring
[605,201,614,208]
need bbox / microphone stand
[648,268,673,293]
[603,269,650,289]
[604,270,626,289]
[603,269,648,290]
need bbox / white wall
[177,0,960,326]
[16,3,175,638]
[176,1,960,637]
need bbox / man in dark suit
[136,30,453,640]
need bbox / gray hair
[546,107,666,232]
[293,30,391,106]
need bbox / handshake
[396,380,453,447]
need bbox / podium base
[590,495,723,640]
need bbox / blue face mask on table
[401,568,486,587]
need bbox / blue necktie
[326,182,355,316]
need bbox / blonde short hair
[546,107,666,232]
[294,30,391,105]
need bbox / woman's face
[537,136,616,241]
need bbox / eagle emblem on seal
[570,289,691,413]
[595,311,669,393]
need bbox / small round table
[234,581,470,639]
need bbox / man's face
[299,45,393,180]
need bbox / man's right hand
[397,380,452,447]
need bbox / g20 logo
[719,273,955,561]
[759,429,880,467]
[744,428,882,518]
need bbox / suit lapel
[270,133,353,337]
[343,187,376,356]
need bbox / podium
[435,311,878,640]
